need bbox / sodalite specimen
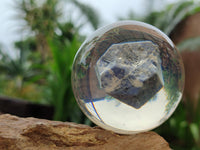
[95,41,164,108]
[72,21,185,134]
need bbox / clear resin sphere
[72,21,185,134]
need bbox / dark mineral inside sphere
[72,21,185,134]
[95,41,163,109]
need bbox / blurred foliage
[120,0,200,149]
[69,0,100,29]
[0,0,100,124]
[141,1,200,149]
[155,100,200,150]
[144,0,200,35]
[0,43,47,103]
[47,34,86,122]
[177,37,200,52]
[121,0,200,36]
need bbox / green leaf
[177,36,200,51]
[141,1,200,35]
[69,0,100,29]
[189,123,199,142]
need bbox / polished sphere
[72,21,185,134]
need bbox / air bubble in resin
[72,21,185,134]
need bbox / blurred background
[0,0,200,149]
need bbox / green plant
[120,1,200,149]
[177,37,200,52]
[143,0,200,35]
[69,0,100,30]
[47,35,89,123]
[155,99,200,149]
[0,46,47,103]
[3,0,100,123]
[141,1,200,149]
[121,0,200,36]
